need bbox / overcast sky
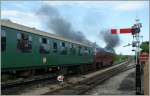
[1,1,149,55]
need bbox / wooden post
[140,52,149,95]
[144,61,149,95]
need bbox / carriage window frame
[53,42,57,49]
[29,35,32,42]
[42,38,47,44]
[53,42,58,53]
[60,42,68,55]
[61,42,65,47]
[17,32,32,53]
[17,32,21,39]
[78,46,82,56]
[1,29,6,51]
[70,44,76,55]
[39,37,50,54]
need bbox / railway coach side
[1,20,94,75]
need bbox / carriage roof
[1,20,93,48]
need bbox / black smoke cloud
[36,5,88,43]
[100,29,120,53]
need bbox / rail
[43,61,135,95]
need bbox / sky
[1,1,149,55]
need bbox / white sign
[57,75,64,82]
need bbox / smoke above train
[100,29,120,53]
[36,4,120,53]
[36,5,90,44]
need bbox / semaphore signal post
[111,18,143,95]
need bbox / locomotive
[93,47,114,69]
[1,20,114,78]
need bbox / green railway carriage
[1,20,94,73]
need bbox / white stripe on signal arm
[116,29,120,34]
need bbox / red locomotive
[93,47,114,70]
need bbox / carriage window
[70,44,76,55]
[42,38,47,44]
[29,36,32,42]
[17,33,32,53]
[17,32,21,39]
[84,47,88,55]
[39,38,42,43]
[53,42,57,53]
[60,42,67,55]
[1,30,6,51]
[68,43,71,54]
[85,47,87,50]
[70,44,73,48]
[62,42,65,47]
[39,38,49,54]
[78,46,82,56]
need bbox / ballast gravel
[85,68,136,95]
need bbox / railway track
[43,61,135,95]
[1,72,61,95]
[1,60,134,95]
[1,73,58,89]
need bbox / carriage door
[39,37,50,64]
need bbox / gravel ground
[3,61,130,95]
[85,68,136,95]
[20,63,125,95]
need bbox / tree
[140,41,149,53]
